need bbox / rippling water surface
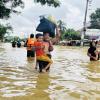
[0,43,100,100]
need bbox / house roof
[78,29,100,36]
[86,29,100,36]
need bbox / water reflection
[32,74,50,100]
[87,61,100,73]
[0,43,100,100]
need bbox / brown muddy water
[0,43,100,100]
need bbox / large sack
[36,18,56,37]
[47,15,57,25]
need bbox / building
[78,29,100,40]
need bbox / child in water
[34,33,53,72]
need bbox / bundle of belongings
[36,17,56,38]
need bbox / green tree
[0,0,60,19]
[0,0,24,19]
[57,20,67,40]
[0,0,60,40]
[89,8,100,29]
[0,24,12,41]
[0,0,24,40]
[34,0,60,7]
[57,20,67,32]
[62,29,81,40]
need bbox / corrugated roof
[86,29,100,36]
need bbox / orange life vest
[27,38,35,50]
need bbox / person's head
[30,34,34,38]
[35,33,43,42]
[43,32,50,41]
[90,41,96,48]
[95,41,98,45]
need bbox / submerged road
[0,43,100,100]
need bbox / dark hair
[30,34,34,38]
[43,32,50,36]
[90,42,92,47]
[95,41,98,45]
[35,33,43,39]
[90,41,95,48]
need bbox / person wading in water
[87,41,99,61]
[37,27,60,72]
[26,34,36,60]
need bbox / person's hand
[56,26,61,37]
[88,54,91,57]
[92,57,98,60]
[49,40,53,46]
[90,56,98,61]
[88,53,91,57]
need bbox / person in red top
[34,33,53,72]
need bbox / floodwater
[0,43,100,100]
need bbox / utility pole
[81,0,89,46]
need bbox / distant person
[26,34,35,58]
[34,33,53,72]
[87,41,99,61]
[12,40,16,47]
[23,41,27,47]
[17,40,21,48]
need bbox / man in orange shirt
[26,34,35,58]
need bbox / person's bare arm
[89,50,98,60]
[87,52,91,57]
[48,40,54,52]
[93,50,98,60]
[51,26,61,44]
[87,51,98,60]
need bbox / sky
[6,0,100,37]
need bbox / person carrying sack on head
[34,33,53,72]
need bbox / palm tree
[57,20,67,32]
[57,20,67,40]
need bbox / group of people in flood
[26,33,53,72]
[11,31,100,73]
[12,40,26,48]
[25,27,60,73]
[26,34,53,73]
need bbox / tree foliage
[0,0,24,19]
[57,20,67,32]
[61,29,81,40]
[0,0,60,40]
[34,0,60,7]
[57,20,80,40]
[0,0,24,40]
[0,0,60,19]
[89,8,100,29]
[0,24,12,40]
